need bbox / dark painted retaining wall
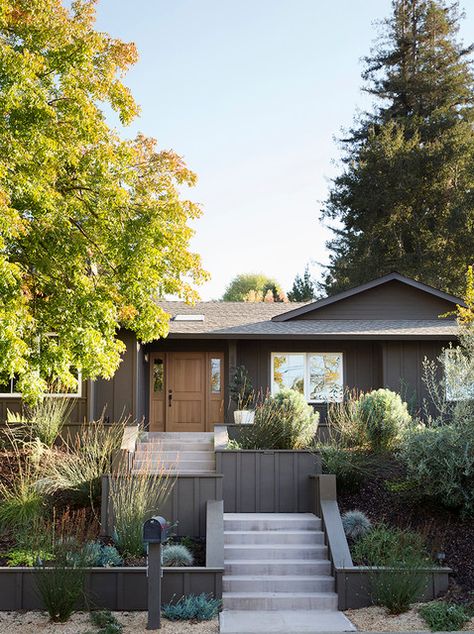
[0,567,222,611]
[216,450,321,513]
[101,474,223,537]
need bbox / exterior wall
[298,280,457,320]
[382,340,444,414]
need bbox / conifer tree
[288,267,317,302]
[321,0,474,296]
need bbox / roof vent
[173,314,205,322]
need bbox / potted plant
[229,365,255,424]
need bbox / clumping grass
[351,523,429,566]
[35,547,87,623]
[110,463,175,558]
[36,417,126,507]
[162,543,194,567]
[342,510,372,540]
[162,593,221,621]
[370,560,429,614]
[0,430,45,532]
[419,601,471,631]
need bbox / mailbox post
[143,516,168,630]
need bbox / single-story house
[0,272,463,430]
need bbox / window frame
[270,351,344,403]
[0,373,83,399]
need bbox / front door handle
[168,390,173,407]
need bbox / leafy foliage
[162,543,194,567]
[342,510,372,540]
[320,0,474,295]
[287,266,317,302]
[222,273,287,302]
[351,523,429,567]
[236,388,318,449]
[67,541,122,568]
[319,445,374,492]
[0,0,207,401]
[161,593,221,621]
[90,610,123,634]
[419,601,471,631]
[356,389,412,452]
[5,548,53,567]
[398,423,474,515]
[229,365,254,409]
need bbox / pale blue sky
[95,1,474,300]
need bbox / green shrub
[398,423,474,515]
[351,524,428,566]
[326,393,366,448]
[162,593,221,621]
[90,610,123,633]
[419,601,471,631]
[162,544,194,567]
[357,389,412,451]
[5,548,54,567]
[110,469,175,558]
[371,561,429,614]
[319,445,374,492]
[35,549,87,623]
[342,510,372,540]
[237,388,318,450]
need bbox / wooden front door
[148,351,224,432]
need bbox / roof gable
[272,273,465,322]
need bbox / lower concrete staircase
[131,432,215,474]
[220,513,354,633]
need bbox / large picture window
[0,372,82,398]
[271,352,343,403]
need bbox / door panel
[167,352,206,432]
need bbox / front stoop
[220,513,354,633]
[219,610,356,633]
[131,431,215,474]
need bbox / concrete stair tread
[224,559,331,564]
[224,513,318,519]
[223,592,338,598]
[222,575,334,581]
[224,528,324,535]
[219,610,356,633]
[224,544,326,550]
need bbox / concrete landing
[219,610,356,633]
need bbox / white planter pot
[233,410,255,425]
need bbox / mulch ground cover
[337,464,474,597]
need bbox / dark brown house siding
[298,281,456,320]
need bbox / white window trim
[271,352,344,403]
[0,373,83,399]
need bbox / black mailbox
[143,516,168,544]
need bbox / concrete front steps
[131,432,215,474]
[220,513,355,633]
[222,513,338,612]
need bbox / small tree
[222,273,287,302]
[287,266,317,302]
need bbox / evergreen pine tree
[321,0,474,296]
[288,267,317,301]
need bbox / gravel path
[0,611,218,633]
[344,604,474,631]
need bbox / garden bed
[337,466,474,595]
[344,604,474,632]
[0,611,218,633]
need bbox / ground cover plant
[419,601,472,632]
[161,593,221,621]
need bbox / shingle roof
[158,301,458,339]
